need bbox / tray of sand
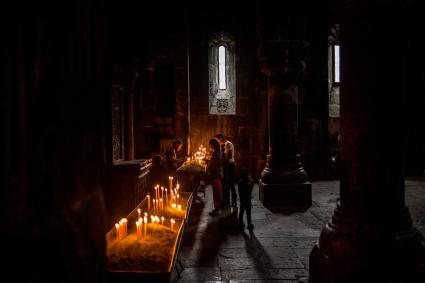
[105,192,193,282]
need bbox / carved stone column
[258,40,311,207]
[310,1,425,282]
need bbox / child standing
[238,168,254,230]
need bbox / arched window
[328,24,340,118]
[218,45,227,90]
[332,44,340,84]
[208,33,236,115]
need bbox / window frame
[208,33,236,115]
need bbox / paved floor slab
[176,178,425,282]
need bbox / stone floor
[175,178,425,283]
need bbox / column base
[310,223,425,282]
[259,179,312,207]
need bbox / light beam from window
[218,45,226,90]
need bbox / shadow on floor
[197,208,240,265]
[242,229,273,278]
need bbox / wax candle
[147,194,150,210]
[137,208,141,218]
[144,216,148,238]
[165,189,168,206]
[161,186,164,201]
[136,221,141,238]
[170,219,175,231]
[161,216,164,225]
[115,223,120,241]
[118,218,124,240]
[178,204,182,218]
[123,218,127,238]
[169,176,173,191]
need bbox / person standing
[206,138,223,216]
[165,139,184,178]
[238,168,254,230]
[216,133,237,208]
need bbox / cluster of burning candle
[115,218,128,241]
[187,145,208,164]
[134,209,176,239]
[114,176,184,242]
[148,177,181,215]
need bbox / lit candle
[147,194,150,210]
[169,176,173,191]
[161,216,164,225]
[170,219,175,231]
[123,218,128,238]
[176,194,180,204]
[178,204,182,218]
[152,199,156,215]
[155,216,160,225]
[118,218,124,239]
[160,198,163,212]
[115,223,120,241]
[137,208,141,218]
[144,216,148,238]
[161,186,164,201]
[165,189,168,206]
[136,220,141,238]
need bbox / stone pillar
[310,1,425,282]
[258,40,311,207]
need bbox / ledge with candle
[105,190,192,282]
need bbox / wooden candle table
[106,191,193,282]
